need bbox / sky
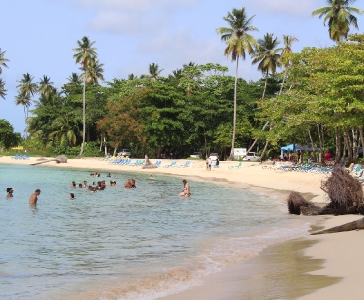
[1,0,363,134]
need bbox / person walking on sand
[208,157,212,171]
[29,189,41,205]
[179,180,191,197]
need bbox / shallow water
[0,164,311,299]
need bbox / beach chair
[177,161,190,168]
[155,160,162,167]
[192,161,205,168]
[164,161,176,168]
[11,154,18,159]
[228,162,242,169]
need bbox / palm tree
[14,93,31,128]
[82,58,104,85]
[66,73,82,85]
[216,7,258,159]
[0,49,9,75]
[128,73,137,80]
[279,35,298,94]
[252,33,282,99]
[170,68,182,79]
[49,113,80,146]
[0,79,7,99]
[73,36,97,157]
[141,63,163,81]
[16,73,38,99]
[312,0,364,42]
[38,75,55,97]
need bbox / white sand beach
[2,156,363,299]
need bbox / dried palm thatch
[142,155,158,169]
[287,191,312,215]
[321,165,363,212]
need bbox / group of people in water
[6,172,191,204]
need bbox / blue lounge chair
[228,162,242,169]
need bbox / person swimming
[69,193,75,199]
[6,188,14,198]
[70,181,76,188]
[78,183,83,188]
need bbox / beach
[1,156,363,299]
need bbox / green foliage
[0,119,21,149]
[53,140,102,157]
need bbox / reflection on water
[0,164,310,300]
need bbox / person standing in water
[6,188,14,198]
[29,189,41,204]
[179,180,191,197]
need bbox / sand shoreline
[2,156,363,299]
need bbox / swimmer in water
[29,189,41,204]
[6,188,14,198]
[69,193,75,199]
[179,180,190,197]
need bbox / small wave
[60,221,311,300]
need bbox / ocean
[0,164,310,299]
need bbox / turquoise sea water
[0,164,310,299]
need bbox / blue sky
[1,0,362,133]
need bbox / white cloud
[63,0,201,12]
[246,0,317,18]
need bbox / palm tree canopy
[0,78,7,99]
[38,75,55,96]
[73,36,97,70]
[141,63,164,81]
[216,7,258,61]
[81,58,105,84]
[312,0,364,41]
[16,73,38,98]
[252,33,282,75]
[0,49,10,75]
[66,73,82,85]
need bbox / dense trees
[0,119,21,149]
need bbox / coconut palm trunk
[230,57,239,159]
[78,78,86,157]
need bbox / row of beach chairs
[11,154,31,160]
[262,162,333,174]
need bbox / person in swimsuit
[69,193,75,199]
[6,188,14,198]
[29,189,41,205]
[179,180,191,197]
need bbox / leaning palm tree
[14,93,31,130]
[66,72,82,85]
[216,7,258,159]
[141,63,163,81]
[0,49,9,75]
[279,35,298,94]
[252,33,282,99]
[0,78,7,99]
[312,0,364,42]
[38,75,55,97]
[73,36,97,157]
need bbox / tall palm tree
[312,0,363,42]
[128,73,137,80]
[73,36,97,156]
[252,33,282,99]
[16,73,38,99]
[216,7,258,159]
[0,49,9,75]
[141,63,163,81]
[0,79,7,99]
[279,35,298,94]
[66,72,82,85]
[38,75,55,97]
